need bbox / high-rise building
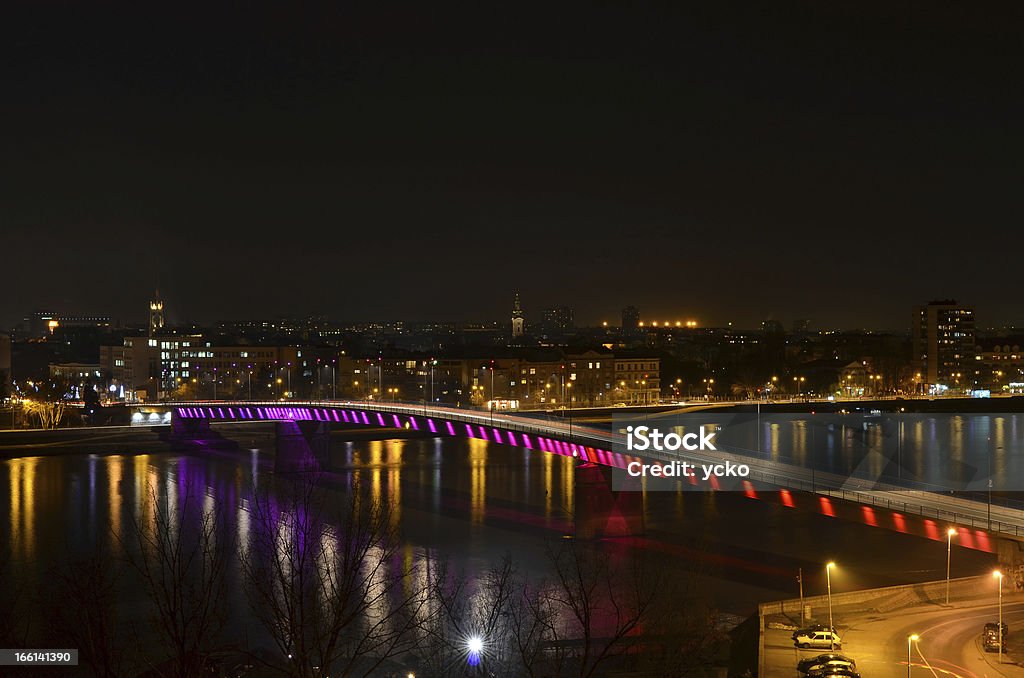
[912,300,975,391]
[541,306,574,336]
[149,290,165,337]
[510,293,525,340]
[621,306,640,333]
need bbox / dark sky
[3,1,1022,330]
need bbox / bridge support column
[275,421,330,473]
[170,415,213,440]
[997,538,1024,591]
[164,415,238,451]
[574,462,644,539]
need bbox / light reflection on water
[0,421,1009,636]
[668,412,1024,491]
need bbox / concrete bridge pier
[275,420,330,473]
[165,416,239,451]
[170,415,213,440]
[574,462,645,539]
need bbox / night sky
[3,2,1022,330]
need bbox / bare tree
[43,550,126,677]
[19,377,70,429]
[123,480,231,677]
[418,554,524,677]
[507,571,567,677]
[241,474,428,677]
[422,541,720,677]
[540,538,659,677]
[0,547,31,650]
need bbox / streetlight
[430,358,436,404]
[566,381,573,439]
[826,562,836,650]
[466,635,483,667]
[994,570,1004,664]
[946,528,957,605]
[907,634,919,678]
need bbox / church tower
[511,292,525,341]
[149,289,165,337]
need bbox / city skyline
[6,292,1018,335]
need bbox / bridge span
[164,400,1024,571]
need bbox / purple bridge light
[173,403,638,470]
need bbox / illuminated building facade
[912,300,975,392]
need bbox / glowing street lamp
[826,561,836,650]
[994,570,1004,664]
[466,635,483,667]
[946,528,957,604]
[907,634,919,678]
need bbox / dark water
[0,432,998,662]
[633,411,1024,493]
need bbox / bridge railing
[337,401,618,450]
[742,465,1024,538]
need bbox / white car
[794,630,842,649]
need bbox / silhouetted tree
[123,481,231,677]
[43,550,126,677]
[241,475,428,677]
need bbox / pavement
[764,596,1024,678]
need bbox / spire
[510,292,524,340]
[149,288,165,337]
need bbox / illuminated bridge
[165,400,1024,565]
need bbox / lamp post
[567,381,573,440]
[907,634,919,678]
[826,562,836,650]
[946,528,957,605]
[797,568,805,624]
[994,570,1004,664]
[247,365,252,401]
[430,358,436,404]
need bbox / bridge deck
[168,400,1024,540]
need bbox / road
[765,598,1024,678]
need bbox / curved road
[766,600,1024,677]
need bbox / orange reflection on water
[8,457,38,561]
[469,438,487,525]
[107,455,124,552]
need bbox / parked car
[984,621,1008,638]
[807,668,860,678]
[982,621,1008,652]
[797,653,857,674]
[791,625,836,641]
[794,630,842,649]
